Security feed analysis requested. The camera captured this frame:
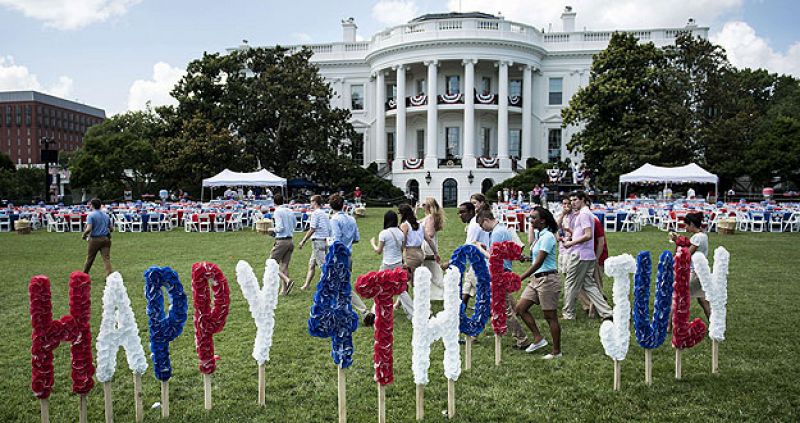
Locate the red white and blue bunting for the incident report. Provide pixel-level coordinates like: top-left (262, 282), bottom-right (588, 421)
top-left (409, 94), bottom-right (427, 107)
top-left (476, 93), bottom-right (496, 104)
top-left (439, 93), bottom-right (463, 104)
top-left (404, 158), bottom-right (424, 170)
top-left (478, 157), bottom-right (499, 168)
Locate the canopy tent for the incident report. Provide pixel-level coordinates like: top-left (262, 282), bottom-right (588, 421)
top-left (619, 163), bottom-right (718, 199)
top-left (201, 169), bottom-right (287, 201)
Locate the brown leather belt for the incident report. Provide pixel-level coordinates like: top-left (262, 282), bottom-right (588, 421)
top-left (534, 270), bottom-right (557, 278)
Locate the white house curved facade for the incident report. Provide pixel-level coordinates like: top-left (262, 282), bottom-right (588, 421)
top-left (274, 9), bottom-right (707, 206)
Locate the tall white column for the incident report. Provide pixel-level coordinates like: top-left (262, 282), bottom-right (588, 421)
top-left (395, 65), bottom-right (407, 164)
top-left (425, 60), bottom-right (438, 170)
top-left (462, 58), bottom-right (476, 169)
top-left (375, 70), bottom-right (386, 165)
top-left (497, 60), bottom-right (511, 168)
top-left (521, 65), bottom-right (533, 162)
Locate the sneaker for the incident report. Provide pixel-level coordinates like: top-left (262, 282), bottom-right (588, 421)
top-left (525, 339), bottom-right (548, 353)
top-left (363, 312), bottom-right (376, 327)
top-left (542, 352), bottom-right (562, 360)
top-left (513, 343), bottom-right (531, 350)
top-left (561, 314), bottom-right (575, 321)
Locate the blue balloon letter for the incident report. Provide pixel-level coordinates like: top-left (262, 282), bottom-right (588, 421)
top-left (144, 266), bottom-right (188, 381)
top-left (449, 244), bottom-right (491, 337)
top-left (632, 251), bottom-right (674, 349)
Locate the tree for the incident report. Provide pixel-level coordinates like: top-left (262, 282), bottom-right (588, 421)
top-left (69, 111), bottom-right (164, 199)
top-left (0, 151), bottom-right (13, 171)
top-left (0, 167), bottom-right (44, 202)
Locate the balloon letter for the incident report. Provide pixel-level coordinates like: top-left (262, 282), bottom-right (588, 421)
top-left (599, 255), bottom-right (636, 361)
top-left (308, 242), bottom-right (359, 368)
top-left (144, 266), bottom-right (188, 381)
top-left (236, 259), bottom-right (281, 365)
top-left (693, 247), bottom-right (729, 342)
top-left (96, 272), bottom-right (148, 382)
top-left (488, 241), bottom-right (523, 335)
top-left (449, 244), bottom-right (491, 337)
top-left (191, 262), bottom-right (231, 374)
top-left (355, 267), bottom-right (408, 385)
top-left (671, 247), bottom-right (706, 349)
top-left (29, 272), bottom-right (95, 399)
top-left (633, 251), bottom-right (674, 349)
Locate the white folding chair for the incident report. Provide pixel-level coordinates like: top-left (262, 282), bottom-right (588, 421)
top-left (184, 213), bottom-right (198, 232)
top-left (604, 213), bottom-right (618, 232)
top-left (129, 214), bottom-right (143, 232)
top-left (198, 214), bottom-right (211, 232)
top-left (69, 215), bottom-right (83, 232)
top-left (619, 213), bottom-right (636, 232)
top-left (0, 215), bottom-right (11, 232)
top-left (169, 212), bottom-right (180, 229)
top-left (783, 212), bottom-right (800, 232)
top-left (46, 214), bottom-right (66, 232)
top-left (226, 212), bottom-right (243, 231)
top-left (769, 213), bottom-right (784, 232)
top-left (147, 213), bottom-right (162, 232)
top-left (114, 213), bottom-right (129, 232)
top-left (749, 212), bottom-right (765, 232)
top-left (214, 214), bottom-right (227, 232)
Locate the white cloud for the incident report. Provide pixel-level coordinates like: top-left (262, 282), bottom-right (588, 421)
top-left (0, 0), bottom-right (141, 30)
top-left (446, 0), bottom-right (742, 32)
top-left (372, 0), bottom-right (418, 27)
top-left (127, 62), bottom-right (185, 111)
top-left (0, 56), bottom-right (74, 97)
top-left (291, 32), bottom-right (313, 43)
top-left (711, 21), bottom-right (800, 76)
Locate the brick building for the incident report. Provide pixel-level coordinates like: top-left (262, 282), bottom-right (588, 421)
top-left (0, 91), bottom-right (106, 165)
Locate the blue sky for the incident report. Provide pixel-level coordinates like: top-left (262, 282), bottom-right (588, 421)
top-left (1, 0), bottom-right (798, 115)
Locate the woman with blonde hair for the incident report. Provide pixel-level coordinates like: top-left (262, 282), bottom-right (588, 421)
top-left (420, 197), bottom-right (446, 300)
top-left (398, 204), bottom-right (440, 284)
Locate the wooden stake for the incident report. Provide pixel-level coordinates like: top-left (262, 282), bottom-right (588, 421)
top-left (103, 381), bottom-right (114, 423)
top-left (415, 384), bottom-right (424, 421)
top-left (258, 363), bottom-right (266, 406)
top-left (79, 394), bottom-right (88, 423)
top-left (675, 349), bottom-right (682, 380)
top-left (133, 373), bottom-right (143, 423)
top-left (613, 360), bottom-right (621, 391)
top-left (447, 379), bottom-right (455, 419)
top-left (161, 380), bottom-right (169, 418)
top-left (377, 383), bottom-right (386, 423)
top-left (494, 334), bottom-right (501, 366)
top-left (712, 340), bottom-right (719, 374)
top-left (645, 349), bottom-right (653, 386)
top-left (40, 398), bottom-right (49, 423)
top-left (203, 373), bottom-right (213, 410)
top-left (337, 366), bottom-right (347, 423)
top-left (464, 337), bottom-right (472, 371)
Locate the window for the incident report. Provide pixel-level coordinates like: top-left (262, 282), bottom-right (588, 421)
top-left (481, 77), bottom-right (491, 95)
top-left (350, 84), bottom-right (364, 110)
top-left (548, 77), bottom-right (563, 105)
top-left (481, 127), bottom-right (491, 157)
top-left (15, 105), bottom-right (21, 126)
top-left (416, 79), bottom-right (426, 95)
top-left (509, 129), bottom-right (521, 159)
top-left (548, 129), bottom-right (562, 163)
top-left (387, 84), bottom-right (396, 102)
top-left (5, 106), bottom-right (11, 126)
top-left (446, 75), bottom-right (460, 95)
top-left (445, 127), bottom-right (460, 158)
top-left (416, 129), bottom-right (425, 158)
top-left (509, 79), bottom-right (522, 97)
top-left (351, 133), bottom-right (364, 164)
top-left (387, 132), bottom-right (395, 162)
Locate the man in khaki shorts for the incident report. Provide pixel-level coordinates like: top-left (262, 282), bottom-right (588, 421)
top-left (299, 195), bottom-right (330, 290)
top-left (267, 194), bottom-right (296, 295)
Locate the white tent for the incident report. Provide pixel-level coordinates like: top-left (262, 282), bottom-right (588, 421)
top-left (619, 163), bottom-right (718, 199)
top-left (201, 169), bottom-right (287, 201)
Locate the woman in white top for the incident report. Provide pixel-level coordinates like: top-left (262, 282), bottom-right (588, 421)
top-left (420, 197), bottom-right (446, 300)
top-left (669, 212), bottom-right (711, 320)
top-left (398, 204), bottom-right (439, 283)
top-left (368, 210), bottom-right (413, 323)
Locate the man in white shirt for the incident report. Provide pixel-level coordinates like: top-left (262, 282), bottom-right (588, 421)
top-left (299, 195), bottom-right (330, 290)
top-left (267, 194), bottom-right (296, 295)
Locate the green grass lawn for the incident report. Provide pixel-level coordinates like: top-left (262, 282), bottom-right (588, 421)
top-left (1, 208), bottom-right (799, 422)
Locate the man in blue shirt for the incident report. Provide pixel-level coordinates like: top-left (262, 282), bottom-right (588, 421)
top-left (267, 194), bottom-right (296, 295)
top-left (82, 198), bottom-right (113, 276)
top-left (299, 195), bottom-right (331, 290)
top-left (328, 193), bottom-right (368, 317)
top-left (475, 210), bottom-right (530, 350)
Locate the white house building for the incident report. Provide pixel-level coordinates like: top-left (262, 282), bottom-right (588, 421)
top-left (267, 8), bottom-right (707, 206)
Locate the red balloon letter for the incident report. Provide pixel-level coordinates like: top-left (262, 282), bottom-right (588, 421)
top-left (29, 272), bottom-right (95, 399)
top-left (489, 241), bottom-right (523, 335)
top-left (191, 262), bottom-right (231, 374)
top-left (355, 267), bottom-right (408, 385)
top-left (671, 246), bottom-right (706, 349)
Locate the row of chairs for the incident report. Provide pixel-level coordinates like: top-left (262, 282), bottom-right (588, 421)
top-left (184, 212), bottom-right (245, 232)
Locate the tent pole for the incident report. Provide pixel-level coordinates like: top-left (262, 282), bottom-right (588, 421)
top-left (201, 186), bottom-right (204, 203)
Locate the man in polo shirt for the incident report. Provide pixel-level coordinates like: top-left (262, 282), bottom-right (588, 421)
top-left (267, 194), bottom-right (296, 295)
top-left (328, 194), bottom-right (368, 316)
top-left (81, 198), bottom-right (113, 276)
top-left (299, 195), bottom-right (330, 290)
top-left (560, 191), bottom-right (612, 320)
top-left (476, 210), bottom-right (531, 350)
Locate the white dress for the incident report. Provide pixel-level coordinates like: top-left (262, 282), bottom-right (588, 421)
top-left (421, 216), bottom-right (444, 300)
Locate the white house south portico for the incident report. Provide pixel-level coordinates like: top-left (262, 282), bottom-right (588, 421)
top-left (265, 9), bottom-right (707, 206)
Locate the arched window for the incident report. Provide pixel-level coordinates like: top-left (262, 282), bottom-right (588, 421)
top-left (481, 178), bottom-right (494, 194)
top-left (442, 178), bottom-right (458, 207)
top-left (407, 179), bottom-right (419, 203)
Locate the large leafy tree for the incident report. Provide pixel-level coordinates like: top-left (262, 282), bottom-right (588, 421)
top-left (170, 46), bottom-right (357, 186)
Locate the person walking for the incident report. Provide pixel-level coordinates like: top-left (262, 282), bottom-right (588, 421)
top-left (267, 194), bottom-right (296, 295)
top-left (462, 193), bottom-right (491, 308)
top-left (518, 207), bottom-right (562, 359)
top-left (299, 195), bottom-right (330, 290)
top-left (328, 193), bottom-right (369, 317)
top-left (82, 198), bottom-right (113, 276)
top-left (669, 212), bottom-right (711, 320)
top-left (420, 197), bottom-right (446, 300)
top-left (368, 210), bottom-right (413, 323)
top-left (398, 204), bottom-right (439, 284)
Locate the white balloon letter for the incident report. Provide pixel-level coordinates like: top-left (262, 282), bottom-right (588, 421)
top-left (236, 259), bottom-right (281, 365)
top-left (599, 254), bottom-right (636, 361)
top-left (693, 247), bottom-right (729, 342)
top-left (95, 272), bottom-right (148, 382)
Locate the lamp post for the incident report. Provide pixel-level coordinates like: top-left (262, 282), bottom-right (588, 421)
top-left (468, 171), bottom-right (474, 184)
top-left (39, 137), bottom-right (56, 203)
top-left (425, 171), bottom-right (432, 185)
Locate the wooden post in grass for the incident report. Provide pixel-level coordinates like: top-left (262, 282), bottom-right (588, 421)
top-left (203, 374), bottom-right (212, 410)
top-left (161, 380), bottom-right (169, 418)
top-left (712, 341), bottom-right (719, 374)
top-left (447, 379), bottom-right (455, 419)
top-left (645, 349), bottom-right (653, 386)
top-left (613, 360), bottom-right (621, 391)
top-left (415, 384), bottom-right (424, 420)
top-left (464, 337), bottom-right (472, 370)
top-left (377, 383), bottom-right (386, 423)
top-left (133, 374), bottom-right (143, 423)
top-left (494, 334), bottom-right (501, 366)
top-left (258, 363), bottom-right (266, 406)
top-left (675, 349), bottom-right (682, 380)
top-left (103, 381), bottom-right (113, 423)
top-left (79, 395), bottom-right (88, 423)
top-left (337, 365), bottom-right (347, 423)
top-left (40, 399), bottom-right (49, 423)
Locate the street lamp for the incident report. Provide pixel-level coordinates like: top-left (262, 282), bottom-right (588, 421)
top-left (425, 171), bottom-right (432, 185)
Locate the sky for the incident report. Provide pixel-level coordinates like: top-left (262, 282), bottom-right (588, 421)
top-left (1, 0), bottom-right (798, 116)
